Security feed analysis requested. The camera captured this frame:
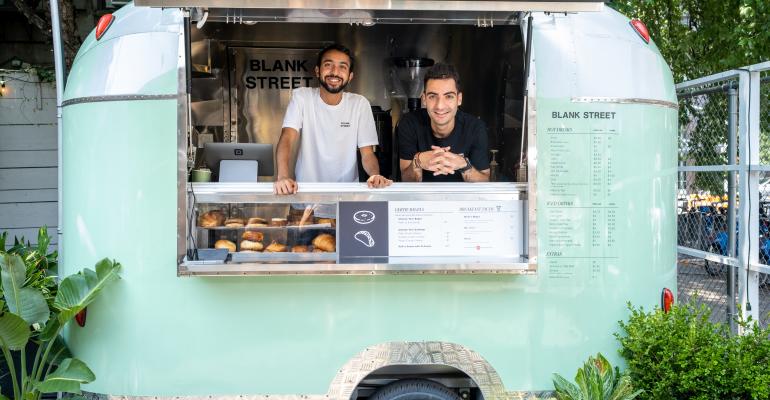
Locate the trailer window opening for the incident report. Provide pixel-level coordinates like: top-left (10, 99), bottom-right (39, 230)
top-left (180, 16), bottom-right (533, 275)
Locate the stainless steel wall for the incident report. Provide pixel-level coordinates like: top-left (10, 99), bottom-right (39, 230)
top-left (190, 21), bottom-right (524, 179)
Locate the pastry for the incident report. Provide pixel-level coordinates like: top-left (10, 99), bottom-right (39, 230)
top-left (312, 233), bottom-right (336, 252)
top-left (224, 218), bottom-right (245, 228)
top-left (270, 218), bottom-right (287, 227)
top-left (264, 242), bottom-right (287, 252)
top-left (247, 217), bottom-right (266, 225)
top-left (312, 248), bottom-right (325, 253)
top-left (291, 245), bottom-right (309, 253)
top-left (240, 240), bottom-right (264, 251)
top-left (316, 218), bottom-right (336, 227)
top-left (246, 223), bottom-right (268, 228)
top-left (242, 231), bottom-right (264, 242)
top-left (240, 250), bottom-right (257, 253)
top-left (199, 210), bottom-right (225, 228)
top-left (354, 231), bottom-right (375, 248)
top-left (214, 239), bottom-right (236, 252)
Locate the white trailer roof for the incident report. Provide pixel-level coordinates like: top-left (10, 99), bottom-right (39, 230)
top-left (134, 0), bottom-right (604, 12)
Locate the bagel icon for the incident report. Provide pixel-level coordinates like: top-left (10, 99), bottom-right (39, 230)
top-left (354, 231), bottom-right (375, 248)
top-left (353, 210), bottom-right (375, 224)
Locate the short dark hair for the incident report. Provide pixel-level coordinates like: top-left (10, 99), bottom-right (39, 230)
top-left (423, 63), bottom-right (461, 92)
top-left (316, 43), bottom-right (355, 73)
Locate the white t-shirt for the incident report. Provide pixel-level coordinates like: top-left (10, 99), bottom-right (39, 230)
top-left (282, 87), bottom-right (379, 183)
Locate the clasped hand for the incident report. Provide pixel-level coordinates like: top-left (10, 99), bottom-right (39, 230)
top-left (421, 146), bottom-right (467, 176)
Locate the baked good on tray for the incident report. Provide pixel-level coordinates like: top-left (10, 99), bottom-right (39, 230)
top-left (316, 218), bottom-right (336, 227)
top-left (240, 240), bottom-right (264, 251)
top-left (312, 233), bottom-right (336, 252)
top-left (199, 210), bottom-right (226, 227)
top-left (247, 217), bottom-right (267, 225)
top-left (214, 239), bottom-right (236, 252)
top-left (241, 231), bottom-right (264, 242)
top-left (291, 245), bottom-right (309, 253)
top-left (224, 218), bottom-right (245, 228)
top-left (264, 242), bottom-right (287, 252)
top-left (269, 218), bottom-right (288, 227)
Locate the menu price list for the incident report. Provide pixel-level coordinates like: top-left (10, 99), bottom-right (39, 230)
top-left (388, 201), bottom-right (523, 257)
top-left (542, 119), bottom-right (621, 281)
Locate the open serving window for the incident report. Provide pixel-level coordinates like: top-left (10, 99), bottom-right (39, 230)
top-left (160, 1), bottom-right (604, 275)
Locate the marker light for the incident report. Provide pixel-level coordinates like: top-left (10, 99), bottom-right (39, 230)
top-left (95, 14), bottom-right (115, 41)
top-left (629, 19), bottom-right (650, 44)
top-left (75, 308), bottom-right (87, 327)
top-left (661, 288), bottom-right (674, 313)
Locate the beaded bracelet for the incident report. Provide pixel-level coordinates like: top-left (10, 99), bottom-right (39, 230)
top-left (413, 152), bottom-right (423, 170)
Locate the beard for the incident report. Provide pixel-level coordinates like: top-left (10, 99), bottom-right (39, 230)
top-left (319, 75), bottom-right (349, 94)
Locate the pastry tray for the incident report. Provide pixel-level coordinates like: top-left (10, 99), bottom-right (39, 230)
top-left (230, 251), bottom-right (337, 263)
top-left (198, 223), bottom-right (333, 230)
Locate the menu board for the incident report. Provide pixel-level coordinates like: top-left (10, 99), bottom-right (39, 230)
top-left (539, 102), bottom-right (622, 282)
top-left (338, 200), bottom-right (524, 260)
top-left (388, 201), bottom-right (522, 257)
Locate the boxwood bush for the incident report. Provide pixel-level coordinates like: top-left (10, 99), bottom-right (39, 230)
top-left (616, 302), bottom-right (770, 400)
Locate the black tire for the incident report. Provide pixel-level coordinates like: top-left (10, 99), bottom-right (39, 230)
top-left (704, 243), bottom-right (725, 277)
top-left (369, 379), bottom-right (462, 400)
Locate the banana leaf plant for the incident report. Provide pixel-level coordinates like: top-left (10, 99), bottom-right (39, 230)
top-left (0, 228), bottom-right (58, 308)
top-left (552, 353), bottom-right (643, 400)
top-left (0, 252), bottom-right (121, 400)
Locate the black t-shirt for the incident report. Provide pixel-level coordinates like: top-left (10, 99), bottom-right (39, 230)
top-left (397, 109), bottom-right (490, 182)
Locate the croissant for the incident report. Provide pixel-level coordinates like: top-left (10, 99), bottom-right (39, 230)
top-left (312, 233), bottom-right (336, 252)
top-left (214, 239), bottom-right (236, 252)
top-left (199, 210), bottom-right (226, 227)
top-left (241, 231), bottom-right (264, 242)
top-left (240, 240), bottom-right (264, 251)
top-left (354, 231), bottom-right (375, 248)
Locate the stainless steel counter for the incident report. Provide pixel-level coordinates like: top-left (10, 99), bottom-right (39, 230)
top-left (179, 182), bottom-right (531, 276)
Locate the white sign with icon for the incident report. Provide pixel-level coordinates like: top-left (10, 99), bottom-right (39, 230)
top-left (388, 201), bottom-right (522, 257)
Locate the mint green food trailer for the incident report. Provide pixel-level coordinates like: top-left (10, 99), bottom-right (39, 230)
top-left (60, 1), bottom-right (678, 399)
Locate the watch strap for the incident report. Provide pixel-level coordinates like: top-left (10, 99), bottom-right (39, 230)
top-left (457, 157), bottom-right (472, 173)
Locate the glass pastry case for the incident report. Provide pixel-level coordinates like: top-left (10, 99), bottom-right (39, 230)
top-left (180, 182), bottom-right (531, 275)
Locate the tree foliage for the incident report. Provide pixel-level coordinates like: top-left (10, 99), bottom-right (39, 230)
top-left (609, 0), bottom-right (770, 81)
top-left (11, 0), bottom-right (86, 68)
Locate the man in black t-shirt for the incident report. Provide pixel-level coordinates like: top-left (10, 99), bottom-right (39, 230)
top-left (397, 63), bottom-right (490, 182)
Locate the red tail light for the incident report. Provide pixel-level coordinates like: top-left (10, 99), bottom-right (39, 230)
top-left (95, 14), bottom-right (114, 41)
top-left (75, 308), bottom-right (87, 327)
top-left (661, 288), bottom-right (674, 313)
top-left (629, 19), bottom-right (650, 44)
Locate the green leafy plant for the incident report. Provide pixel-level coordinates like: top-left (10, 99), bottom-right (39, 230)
top-left (0, 228), bottom-right (58, 307)
top-left (616, 302), bottom-right (770, 400)
top-left (552, 353), bottom-right (642, 400)
top-left (0, 248), bottom-right (121, 400)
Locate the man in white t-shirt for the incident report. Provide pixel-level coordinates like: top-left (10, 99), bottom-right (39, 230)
top-left (274, 43), bottom-right (392, 195)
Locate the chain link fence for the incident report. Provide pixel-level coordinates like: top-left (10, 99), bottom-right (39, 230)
top-left (677, 63), bottom-right (770, 332)
top-left (677, 75), bottom-right (739, 328)
top-left (759, 69), bottom-right (770, 329)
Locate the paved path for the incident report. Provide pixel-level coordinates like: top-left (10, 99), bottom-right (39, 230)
top-left (678, 257), bottom-right (770, 328)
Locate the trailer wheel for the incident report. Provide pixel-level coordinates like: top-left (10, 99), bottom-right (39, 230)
top-left (369, 379), bottom-right (462, 400)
